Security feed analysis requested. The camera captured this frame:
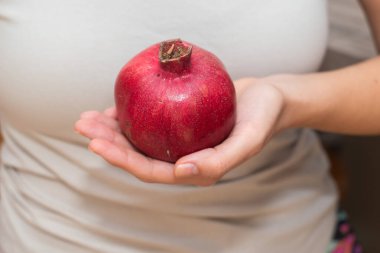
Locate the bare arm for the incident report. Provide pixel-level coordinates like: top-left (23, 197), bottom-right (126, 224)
top-left (272, 1), bottom-right (380, 135)
top-left (273, 57), bottom-right (380, 135)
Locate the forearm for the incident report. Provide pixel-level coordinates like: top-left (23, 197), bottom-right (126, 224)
top-left (274, 56), bottom-right (380, 135)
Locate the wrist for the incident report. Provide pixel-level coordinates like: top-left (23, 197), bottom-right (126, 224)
top-left (262, 73), bottom-right (332, 133)
top-left (259, 56), bottom-right (380, 135)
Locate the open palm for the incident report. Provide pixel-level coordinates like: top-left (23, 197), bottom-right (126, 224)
top-left (75, 78), bottom-right (285, 186)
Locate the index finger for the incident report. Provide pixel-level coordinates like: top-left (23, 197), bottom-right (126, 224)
top-left (104, 107), bottom-right (117, 118)
top-left (89, 138), bottom-right (181, 184)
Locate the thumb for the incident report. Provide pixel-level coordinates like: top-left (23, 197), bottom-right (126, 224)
top-left (174, 123), bottom-right (267, 186)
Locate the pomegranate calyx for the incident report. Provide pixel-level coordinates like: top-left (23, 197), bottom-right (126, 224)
top-left (159, 39), bottom-right (192, 73)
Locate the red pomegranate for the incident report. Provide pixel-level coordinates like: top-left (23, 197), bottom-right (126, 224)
top-left (115, 39), bottom-right (236, 163)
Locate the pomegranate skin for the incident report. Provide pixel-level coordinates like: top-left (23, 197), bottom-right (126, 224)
top-left (115, 39), bottom-right (236, 163)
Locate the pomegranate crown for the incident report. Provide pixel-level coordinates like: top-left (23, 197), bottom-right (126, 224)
top-left (158, 38), bottom-right (192, 73)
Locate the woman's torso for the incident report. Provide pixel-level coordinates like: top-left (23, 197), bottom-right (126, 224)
top-left (0, 1), bottom-right (337, 252)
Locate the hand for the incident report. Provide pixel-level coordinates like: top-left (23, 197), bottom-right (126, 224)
top-left (74, 77), bottom-right (286, 186)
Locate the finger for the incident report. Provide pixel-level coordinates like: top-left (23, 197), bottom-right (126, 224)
top-left (174, 123), bottom-right (265, 185)
top-left (80, 110), bottom-right (101, 119)
top-left (75, 118), bottom-right (132, 149)
top-left (89, 139), bottom-right (179, 184)
top-left (103, 107), bottom-right (117, 118)
top-left (80, 110), bottom-right (120, 132)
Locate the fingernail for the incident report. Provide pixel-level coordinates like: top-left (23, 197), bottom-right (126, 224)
top-left (175, 163), bottom-right (199, 178)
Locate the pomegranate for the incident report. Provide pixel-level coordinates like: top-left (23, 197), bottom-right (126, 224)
top-left (115, 39), bottom-right (236, 163)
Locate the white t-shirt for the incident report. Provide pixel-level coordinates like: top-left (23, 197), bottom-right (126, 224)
top-left (0, 1), bottom-right (337, 252)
